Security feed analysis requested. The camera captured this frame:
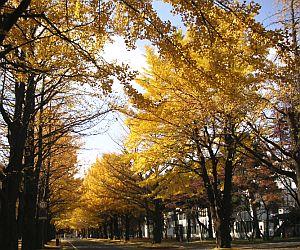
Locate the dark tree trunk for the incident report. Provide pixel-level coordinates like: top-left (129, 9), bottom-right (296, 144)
top-left (0, 75), bottom-right (37, 250)
top-left (187, 212), bottom-right (191, 242)
top-left (152, 199), bottom-right (163, 244)
top-left (2, 127), bottom-right (26, 250)
top-left (215, 133), bottom-right (234, 248)
top-left (36, 219), bottom-right (43, 248)
top-left (0, 0), bottom-right (31, 44)
top-left (22, 117), bottom-right (38, 250)
top-left (125, 214), bottom-right (130, 241)
top-left (251, 202), bottom-right (261, 239)
top-left (103, 222), bottom-right (108, 239)
top-left (194, 126), bottom-right (235, 248)
top-left (2, 120), bottom-right (26, 250)
top-left (18, 190), bottom-right (24, 239)
top-left (113, 215), bottom-right (120, 239)
top-left (207, 208), bottom-right (214, 239)
top-left (45, 218), bottom-right (53, 242)
top-left (98, 226), bottom-right (102, 238)
top-left (109, 218), bottom-right (114, 239)
top-left (210, 205), bottom-right (232, 249)
top-left (22, 169), bottom-right (38, 250)
top-left (265, 208), bottom-right (270, 240)
top-left (2, 172), bottom-right (22, 250)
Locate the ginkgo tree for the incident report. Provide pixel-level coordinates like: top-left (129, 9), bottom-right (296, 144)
top-left (1, 1), bottom-right (298, 249)
top-left (123, 2), bottom-right (274, 247)
top-left (73, 151), bottom-right (182, 243)
top-left (0, 1), bottom-right (132, 249)
top-left (79, 153), bottom-right (145, 240)
top-left (239, 0), bottom-right (300, 205)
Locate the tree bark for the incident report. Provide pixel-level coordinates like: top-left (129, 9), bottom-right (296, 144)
top-left (152, 199), bottom-right (163, 243)
top-left (124, 214), bottom-right (130, 241)
top-left (0, 75), bottom-right (36, 250)
top-left (113, 215), bottom-right (120, 239)
top-left (2, 172), bottom-right (22, 250)
top-left (22, 77), bottom-right (38, 250)
top-left (264, 208), bottom-right (270, 240)
top-left (194, 125), bottom-right (235, 248)
top-left (187, 212), bottom-right (191, 242)
top-left (207, 208), bottom-right (214, 239)
top-left (0, 0), bottom-right (31, 45)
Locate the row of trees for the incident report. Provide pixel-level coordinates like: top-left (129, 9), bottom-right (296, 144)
top-left (0, 0), bottom-right (299, 249)
top-left (65, 152), bottom-right (285, 245)
top-left (0, 1), bottom-right (127, 249)
top-left (64, 0), bottom-right (299, 248)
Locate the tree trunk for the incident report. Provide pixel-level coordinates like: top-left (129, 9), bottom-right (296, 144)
top-left (113, 215), bottom-right (120, 239)
top-left (2, 120), bottom-right (26, 250)
top-left (2, 172), bottom-right (22, 250)
top-left (0, 75), bottom-right (36, 250)
top-left (18, 190), bottom-right (24, 240)
top-left (251, 202), bottom-right (261, 239)
top-left (125, 214), bottom-right (130, 241)
top-left (265, 208), bottom-right (270, 240)
top-left (22, 169), bottom-right (38, 250)
top-left (207, 208), bottom-right (214, 239)
top-left (152, 199), bottom-right (163, 244)
top-left (103, 221), bottom-right (108, 239)
top-left (22, 110), bottom-right (38, 250)
top-left (187, 212), bottom-right (191, 242)
top-left (2, 126), bottom-right (27, 250)
top-left (211, 206), bottom-right (232, 248)
top-left (109, 218), bottom-right (114, 239)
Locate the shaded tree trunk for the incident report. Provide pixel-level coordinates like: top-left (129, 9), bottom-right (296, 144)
top-left (194, 125), bottom-right (235, 248)
top-left (207, 208), bottom-right (214, 239)
top-left (109, 218), bottom-right (114, 239)
top-left (152, 199), bottom-right (163, 244)
top-left (2, 122), bottom-right (27, 250)
top-left (103, 221), bottom-right (108, 239)
top-left (0, 75), bottom-right (36, 250)
top-left (124, 214), bottom-right (130, 241)
top-left (250, 200), bottom-right (261, 239)
top-left (113, 215), bottom-right (120, 239)
top-left (187, 212), bottom-right (191, 242)
top-left (22, 77), bottom-right (38, 250)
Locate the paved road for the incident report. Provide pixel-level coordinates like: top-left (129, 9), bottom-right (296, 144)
top-left (61, 239), bottom-right (130, 250)
top-left (59, 238), bottom-right (300, 250)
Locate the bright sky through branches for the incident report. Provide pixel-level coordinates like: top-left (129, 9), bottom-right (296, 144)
top-left (77, 0), bottom-right (281, 177)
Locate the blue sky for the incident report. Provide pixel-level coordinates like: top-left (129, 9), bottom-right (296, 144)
top-left (77, 0), bottom-right (282, 176)
top-left (255, 0), bottom-right (282, 28)
top-left (153, 0), bottom-right (280, 27)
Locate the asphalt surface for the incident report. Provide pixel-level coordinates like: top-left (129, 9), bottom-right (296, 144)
top-left (61, 239), bottom-right (130, 249)
top-left (59, 238), bottom-right (300, 250)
